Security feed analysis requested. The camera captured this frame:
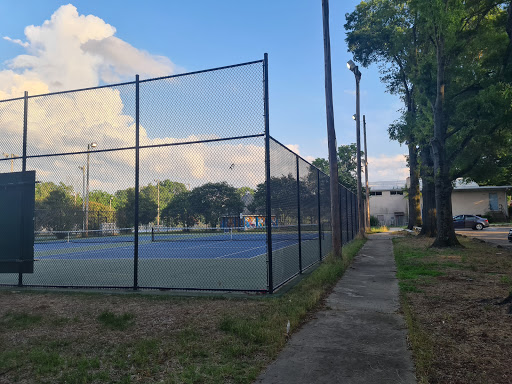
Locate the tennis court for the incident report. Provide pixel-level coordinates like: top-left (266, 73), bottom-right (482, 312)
top-left (0, 57), bottom-right (357, 293)
top-left (0, 226), bottom-right (328, 291)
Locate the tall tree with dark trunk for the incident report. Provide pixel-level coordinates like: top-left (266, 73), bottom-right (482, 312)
top-left (345, 0), bottom-right (422, 229)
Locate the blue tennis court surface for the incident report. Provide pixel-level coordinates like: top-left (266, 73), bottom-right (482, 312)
top-left (35, 236), bottom-right (316, 260)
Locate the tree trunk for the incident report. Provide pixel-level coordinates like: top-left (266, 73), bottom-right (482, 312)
top-left (407, 143), bottom-right (422, 229)
top-left (431, 37), bottom-right (460, 247)
top-left (420, 146), bottom-right (436, 237)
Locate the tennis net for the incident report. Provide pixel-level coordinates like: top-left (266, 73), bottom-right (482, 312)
top-left (151, 225), bottom-right (322, 242)
top-left (34, 228), bottom-right (138, 244)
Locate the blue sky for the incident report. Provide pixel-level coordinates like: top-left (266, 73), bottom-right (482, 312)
top-left (0, 1), bottom-right (407, 182)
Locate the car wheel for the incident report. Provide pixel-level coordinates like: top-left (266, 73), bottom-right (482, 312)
top-left (475, 223), bottom-right (483, 230)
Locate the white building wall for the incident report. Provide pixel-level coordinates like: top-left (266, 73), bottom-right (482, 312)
top-left (451, 190), bottom-right (508, 217)
top-left (369, 188), bottom-right (508, 227)
top-left (369, 191), bottom-right (408, 226)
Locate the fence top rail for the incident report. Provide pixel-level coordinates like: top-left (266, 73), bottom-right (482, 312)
top-left (0, 58), bottom-right (264, 103)
top-left (269, 136), bottom-right (355, 194)
top-left (0, 133), bottom-right (265, 161)
top-left (139, 59), bottom-right (264, 84)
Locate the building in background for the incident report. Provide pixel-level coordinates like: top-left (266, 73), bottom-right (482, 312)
top-left (368, 179), bottom-right (511, 227)
top-left (368, 181), bottom-right (407, 227)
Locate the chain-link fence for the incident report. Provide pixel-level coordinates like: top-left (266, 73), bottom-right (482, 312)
top-left (0, 56), bottom-right (359, 293)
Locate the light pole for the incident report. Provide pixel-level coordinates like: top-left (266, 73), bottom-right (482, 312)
top-left (154, 179), bottom-right (160, 227)
top-left (347, 59), bottom-right (364, 235)
top-left (2, 153), bottom-right (19, 172)
top-left (363, 115), bottom-right (370, 229)
top-left (85, 142), bottom-right (97, 235)
top-left (79, 166), bottom-right (86, 230)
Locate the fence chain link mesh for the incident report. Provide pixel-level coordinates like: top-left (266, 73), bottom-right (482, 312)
top-left (0, 59), bottom-right (359, 293)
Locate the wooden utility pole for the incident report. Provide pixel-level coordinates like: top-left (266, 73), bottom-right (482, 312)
top-left (321, 0), bottom-right (341, 257)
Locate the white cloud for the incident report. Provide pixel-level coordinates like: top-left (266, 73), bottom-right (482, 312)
top-left (285, 144), bottom-right (300, 154)
top-left (367, 154), bottom-right (408, 182)
top-left (3, 36), bottom-right (29, 47)
top-left (0, 4), bottom-right (266, 194)
top-left (2, 4), bottom-right (177, 95)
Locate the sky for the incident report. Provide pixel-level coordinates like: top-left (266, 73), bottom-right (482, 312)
top-left (0, 1), bottom-right (408, 192)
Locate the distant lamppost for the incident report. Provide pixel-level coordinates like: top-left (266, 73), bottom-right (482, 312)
top-left (85, 142), bottom-right (97, 234)
top-left (347, 59), bottom-right (364, 235)
top-left (154, 179), bottom-right (160, 227)
top-left (79, 166), bottom-right (86, 230)
top-left (2, 153), bottom-right (19, 172)
top-left (109, 196), bottom-right (114, 210)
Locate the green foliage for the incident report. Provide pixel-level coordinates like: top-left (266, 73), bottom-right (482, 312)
top-left (236, 186), bottom-right (254, 197)
top-left (35, 189), bottom-right (82, 232)
top-left (370, 215), bottom-right (380, 227)
top-left (345, 0), bottom-right (512, 246)
top-left (312, 143), bottom-right (360, 192)
top-left (2, 312), bottom-right (42, 329)
top-left (88, 190), bottom-right (114, 207)
top-left (115, 188), bottom-right (158, 228)
top-left (161, 191), bottom-right (197, 227)
top-left (162, 182), bottom-right (244, 228)
top-left (189, 182), bottom-right (244, 227)
top-left (249, 171), bottom-right (319, 224)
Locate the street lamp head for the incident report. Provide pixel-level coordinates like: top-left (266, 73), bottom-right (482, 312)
top-left (347, 60), bottom-right (357, 72)
top-left (90, 142), bottom-right (97, 148)
top-left (352, 114), bottom-right (357, 121)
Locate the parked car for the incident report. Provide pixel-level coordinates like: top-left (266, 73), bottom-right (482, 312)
top-left (508, 229), bottom-right (512, 242)
top-left (453, 215), bottom-right (489, 230)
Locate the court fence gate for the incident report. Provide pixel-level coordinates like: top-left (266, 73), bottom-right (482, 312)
top-left (0, 54), bottom-right (359, 293)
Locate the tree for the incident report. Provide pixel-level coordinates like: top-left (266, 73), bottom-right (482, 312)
top-left (142, 180), bottom-right (188, 210)
top-left (411, 0), bottom-right (512, 246)
top-left (89, 190), bottom-right (114, 207)
top-left (345, 0), bottom-right (512, 246)
top-left (160, 191), bottom-right (197, 227)
top-left (115, 188), bottom-right (157, 228)
top-left (312, 144), bottom-right (359, 192)
top-left (236, 186), bottom-right (254, 198)
top-left (345, 0), bottom-right (423, 230)
top-left (35, 189), bottom-right (81, 234)
top-left (249, 174), bottom-right (299, 225)
top-left (189, 182), bottom-right (243, 228)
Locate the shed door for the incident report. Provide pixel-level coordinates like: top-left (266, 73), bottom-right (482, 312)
top-left (489, 193), bottom-right (498, 211)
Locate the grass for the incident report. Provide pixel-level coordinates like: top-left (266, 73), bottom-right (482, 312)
top-left (367, 226), bottom-right (389, 233)
top-left (393, 235), bottom-right (512, 383)
top-left (0, 238), bottom-right (365, 383)
top-left (1, 311), bottom-right (42, 329)
top-left (97, 311), bottom-right (135, 330)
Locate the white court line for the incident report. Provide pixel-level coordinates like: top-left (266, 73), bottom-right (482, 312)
top-left (214, 244), bottom-right (267, 259)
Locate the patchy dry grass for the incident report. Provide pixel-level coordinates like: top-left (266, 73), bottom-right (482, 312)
top-left (367, 226), bottom-right (389, 233)
top-left (0, 239), bottom-right (364, 384)
top-left (394, 235), bottom-right (512, 384)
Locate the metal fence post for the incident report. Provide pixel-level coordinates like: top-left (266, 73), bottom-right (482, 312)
top-left (296, 156), bottom-right (302, 273)
top-left (339, 183), bottom-right (343, 245)
top-left (345, 188), bottom-right (351, 243)
top-left (350, 192), bottom-right (354, 241)
top-left (264, 53), bottom-right (273, 294)
top-left (18, 91), bottom-right (28, 287)
top-left (134, 75), bottom-right (140, 290)
top-left (352, 193), bottom-right (356, 239)
top-left (317, 169), bottom-right (322, 261)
